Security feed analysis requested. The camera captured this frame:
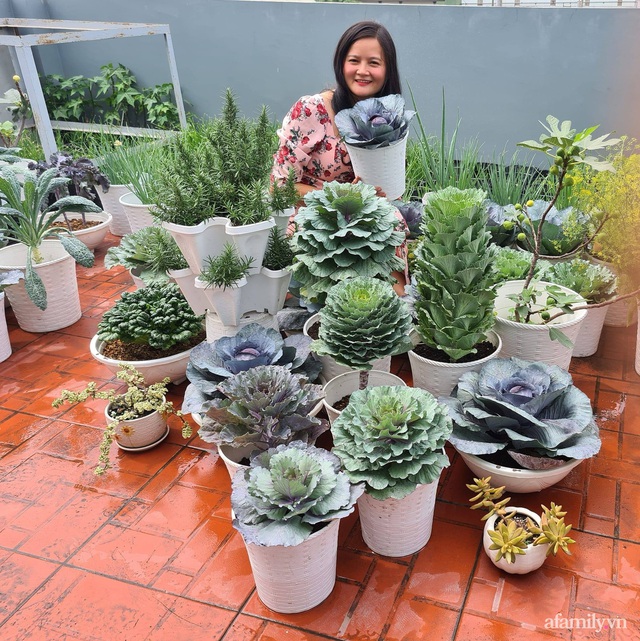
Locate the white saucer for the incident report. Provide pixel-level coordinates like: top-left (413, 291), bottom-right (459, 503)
top-left (116, 425), bottom-right (171, 452)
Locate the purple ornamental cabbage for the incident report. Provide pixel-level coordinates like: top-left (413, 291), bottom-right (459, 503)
top-left (395, 200), bottom-right (423, 239)
top-left (439, 357), bottom-right (601, 467)
top-left (335, 94), bottom-right (415, 149)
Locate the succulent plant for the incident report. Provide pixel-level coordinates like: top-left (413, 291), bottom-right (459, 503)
top-left (441, 357), bottom-right (601, 466)
top-left (332, 386), bottom-right (452, 500)
top-left (311, 276), bottom-right (413, 385)
top-left (290, 181), bottom-right (405, 308)
top-left (196, 365), bottom-right (328, 451)
top-left (231, 441), bottom-right (364, 546)
top-left (182, 323), bottom-right (321, 415)
top-left (412, 186), bottom-right (497, 361)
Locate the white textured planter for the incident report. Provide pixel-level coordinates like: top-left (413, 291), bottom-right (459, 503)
top-left (303, 314), bottom-right (392, 383)
top-left (572, 305), bottom-right (610, 358)
top-left (105, 403), bottom-right (168, 450)
top-left (0, 240), bottom-right (81, 332)
top-left (0, 292), bottom-right (11, 362)
top-left (217, 444), bottom-right (256, 481)
top-left (493, 280), bottom-right (587, 370)
top-left (322, 370), bottom-right (406, 425)
top-left (273, 207), bottom-right (295, 235)
top-left (408, 330), bottom-right (502, 398)
top-left (90, 335), bottom-right (195, 384)
top-left (167, 267), bottom-right (208, 316)
top-left (129, 267), bottom-right (147, 289)
top-left (58, 211), bottom-right (113, 251)
top-left (226, 218), bottom-right (275, 276)
top-left (205, 310), bottom-right (278, 341)
top-left (346, 135), bottom-right (408, 201)
top-left (456, 449), bottom-right (582, 493)
top-left (100, 184), bottom-right (132, 236)
top-left (244, 267), bottom-right (292, 315)
top-left (194, 276), bottom-right (247, 326)
top-left (243, 518), bottom-right (340, 614)
top-left (358, 479), bottom-right (439, 557)
top-left (483, 508), bottom-right (548, 574)
top-left (119, 191), bottom-right (158, 232)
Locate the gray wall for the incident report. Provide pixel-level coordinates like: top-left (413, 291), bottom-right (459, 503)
top-left (3, 0), bottom-right (640, 159)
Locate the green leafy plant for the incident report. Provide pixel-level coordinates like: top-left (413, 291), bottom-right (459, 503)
top-left (199, 243), bottom-right (254, 290)
top-left (0, 167), bottom-right (97, 309)
top-left (547, 258), bottom-right (616, 305)
top-left (0, 75), bottom-right (31, 148)
top-left (290, 181), bottom-right (405, 308)
top-left (491, 247), bottom-right (550, 286)
top-left (412, 186), bottom-right (497, 361)
top-left (52, 364), bottom-right (192, 475)
top-left (231, 441), bottom-right (364, 547)
top-left (332, 385), bottom-right (452, 500)
top-left (270, 167), bottom-right (299, 212)
top-left (262, 227), bottom-right (295, 271)
top-left (97, 282), bottom-right (203, 351)
top-left (468, 477), bottom-right (575, 563)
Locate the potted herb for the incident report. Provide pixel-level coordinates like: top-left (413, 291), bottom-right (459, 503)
top-left (332, 385), bottom-right (452, 556)
top-left (231, 441), bottom-right (363, 613)
top-left (440, 356), bottom-right (601, 492)
top-left (0, 167), bottom-right (97, 331)
top-left (52, 364), bottom-right (192, 475)
top-left (0, 268), bottom-right (23, 362)
top-left (409, 186), bottom-right (502, 397)
top-left (335, 94), bottom-right (415, 200)
top-left (468, 477), bottom-right (575, 574)
top-left (90, 282), bottom-right (205, 384)
top-left (269, 167), bottom-right (299, 234)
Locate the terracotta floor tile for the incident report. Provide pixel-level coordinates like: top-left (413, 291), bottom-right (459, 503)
top-left (575, 577), bottom-right (640, 621)
top-left (35, 332), bottom-right (92, 359)
top-left (55, 315), bottom-right (101, 339)
top-left (619, 482), bottom-right (640, 541)
top-left (455, 612), bottom-right (568, 640)
top-left (617, 541), bottom-right (640, 588)
top-left (223, 615), bottom-right (332, 641)
top-left (571, 373), bottom-right (597, 402)
top-left (599, 428), bottom-right (622, 460)
top-left (39, 423), bottom-right (103, 462)
top-left (595, 390), bottom-right (628, 432)
top-left (591, 458), bottom-right (639, 484)
top-left (0, 413), bottom-right (56, 447)
top-left (151, 567), bottom-right (194, 595)
top-left (571, 356), bottom-right (624, 381)
top-left (135, 447), bottom-right (204, 501)
top-left (583, 515), bottom-right (616, 538)
top-left (337, 549), bottom-right (374, 583)
top-left (385, 598), bottom-right (460, 641)
top-left (545, 531), bottom-right (614, 581)
top-left (585, 476), bottom-right (618, 520)
top-left (111, 499), bottom-right (151, 527)
top-left (464, 577), bottom-right (501, 615)
top-left (569, 607), bottom-right (614, 641)
top-left (623, 395), bottom-right (640, 436)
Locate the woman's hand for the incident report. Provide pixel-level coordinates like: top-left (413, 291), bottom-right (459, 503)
top-left (352, 175), bottom-right (386, 198)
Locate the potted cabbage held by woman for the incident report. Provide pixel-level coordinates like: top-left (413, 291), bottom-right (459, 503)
top-left (231, 441), bottom-right (363, 613)
top-left (332, 385), bottom-right (452, 557)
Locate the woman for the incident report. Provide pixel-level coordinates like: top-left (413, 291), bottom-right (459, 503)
top-left (271, 21), bottom-right (402, 199)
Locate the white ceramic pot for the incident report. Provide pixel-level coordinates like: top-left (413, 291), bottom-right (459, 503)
top-left (104, 403), bottom-right (168, 450)
top-left (128, 267), bottom-right (147, 289)
top-left (493, 280), bottom-right (587, 370)
top-left (99, 184), bottom-right (132, 236)
top-left (0, 240), bottom-right (81, 332)
top-left (194, 276), bottom-right (247, 326)
top-left (408, 330), bottom-right (502, 398)
top-left (167, 267), bottom-right (208, 316)
top-left (456, 449), bottom-right (582, 493)
top-left (243, 518), bottom-right (340, 614)
top-left (90, 335), bottom-right (195, 384)
top-left (217, 443), bottom-right (256, 481)
top-left (357, 479), bottom-right (439, 557)
top-left (483, 508), bottom-right (548, 574)
top-left (322, 370), bottom-right (406, 425)
top-left (205, 309), bottom-right (279, 341)
top-left (226, 218), bottom-right (275, 276)
top-left (244, 267), bottom-right (292, 316)
top-left (572, 305), bottom-right (609, 358)
top-left (58, 211), bottom-right (113, 251)
top-left (119, 191), bottom-right (158, 232)
top-left (273, 206), bottom-right (295, 235)
top-left (0, 292), bottom-right (11, 362)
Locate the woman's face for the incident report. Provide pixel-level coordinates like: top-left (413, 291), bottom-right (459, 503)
top-left (343, 37), bottom-right (386, 102)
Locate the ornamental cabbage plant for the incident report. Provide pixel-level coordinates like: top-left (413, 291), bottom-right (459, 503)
top-left (335, 95), bottom-right (415, 149)
top-left (231, 441), bottom-right (364, 546)
top-left (440, 357), bottom-right (601, 466)
top-left (332, 386), bottom-right (452, 500)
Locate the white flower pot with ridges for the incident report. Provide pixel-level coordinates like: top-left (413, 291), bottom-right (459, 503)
top-left (244, 267), bottom-right (292, 316)
top-left (167, 267), bottom-right (208, 316)
top-left (100, 184), bottom-right (132, 236)
top-left (572, 305), bottom-right (609, 358)
top-left (273, 207), bottom-right (295, 235)
top-left (119, 191), bottom-right (158, 232)
top-left (483, 508), bottom-right (548, 574)
top-left (0, 240), bottom-right (81, 332)
top-left (0, 292), bottom-right (11, 362)
top-left (61, 210), bottom-right (113, 250)
top-left (226, 218), bottom-right (275, 276)
top-left (105, 403), bottom-right (167, 450)
top-left (358, 479), bottom-right (439, 557)
top-left (493, 280), bottom-right (587, 370)
top-left (217, 444), bottom-right (256, 481)
top-left (194, 276), bottom-right (247, 326)
top-left (243, 518), bottom-right (340, 614)
top-left (205, 310), bottom-right (278, 341)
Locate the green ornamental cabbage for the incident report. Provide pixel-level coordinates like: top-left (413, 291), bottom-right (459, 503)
top-left (231, 441), bottom-right (364, 546)
top-left (332, 386), bottom-right (452, 500)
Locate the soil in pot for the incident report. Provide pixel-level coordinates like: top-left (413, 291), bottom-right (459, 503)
top-left (412, 340), bottom-right (497, 363)
top-left (476, 449), bottom-right (572, 470)
top-left (306, 323), bottom-right (320, 340)
top-left (51, 219), bottom-right (102, 232)
top-left (101, 329), bottom-right (205, 361)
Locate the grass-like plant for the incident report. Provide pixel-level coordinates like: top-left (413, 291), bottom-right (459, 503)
top-left (262, 227), bottom-right (294, 271)
top-left (199, 243), bottom-right (254, 290)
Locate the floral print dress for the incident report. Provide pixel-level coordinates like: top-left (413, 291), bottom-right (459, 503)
top-left (271, 94), bottom-right (354, 188)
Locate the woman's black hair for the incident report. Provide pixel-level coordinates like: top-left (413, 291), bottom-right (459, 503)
top-left (332, 21), bottom-right (401, 114)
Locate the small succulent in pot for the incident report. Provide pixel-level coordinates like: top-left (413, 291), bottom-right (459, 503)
top-left (332, 386), bottom-right (452, 500)
top-left (335, 94), bottom-right (415, 149)
top-left (196, 365), bottom-right (327, 452)
top-left (440, 357), bottom-right (601, 469)
top-left (231, 441), bottom-right (364, 546)
top-left (182, 323), bottom-right (322, 415)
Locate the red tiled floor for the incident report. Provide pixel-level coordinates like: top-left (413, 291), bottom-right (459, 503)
top-left (0, 237), bottom-right (639, 641)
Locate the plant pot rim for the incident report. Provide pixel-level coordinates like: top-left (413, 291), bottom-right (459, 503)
top-left (408, 328), bottom-right (502, 368)
top-left (0, 239), bottom-right (72, 270)
top-left (90, 334), bottom-right (196, 368)
top-left (344, 133), bottom-right (408, 152)
top-left (162, 217), bottom-right (231, 233)
top-left (193, 275), bottom-right (248, 290)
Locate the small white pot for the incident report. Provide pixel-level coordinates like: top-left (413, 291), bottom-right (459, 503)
top-left (105, 403), bottom-right (168, 450)
top-left (244, 267), bottom-right (292, 316)
top-left (357, 479), bottom-right (439, 557)
top-left (217, 444), bottom-right (256, 481)
top-left (483, 508), bottom-right (548, 575)
top-left (226, 217), bottom-right (275, 276)
top-left (119, 191), bottom-right (158, 232)
top-left (273, 207), bottom-right (295, 235)
top-left (194, 276), bottom-right (247, 326)
top-left (243, 518), bottom-right (340, 613)
top-left (0, 292), bottom-right (11, 362)
top-left (205, 310), bottom-right (278, 341)
top-left (59, 211), bottom-right (113, 250)
top-left (100, 184), bottom-right (132, 236)
top-left (572, 305), bottom-right (610, 358)
top-left (167, 267), bottom-right (208, 316)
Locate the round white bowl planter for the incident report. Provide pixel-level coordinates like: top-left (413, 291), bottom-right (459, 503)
top-left (493, 280), bottom-right (587, 370)
top-left (456, 449), bottom-right (582, 494)
top-left (60, 211), bottom-right (113, 251)
top-left (90, 335), bottom-right (195, 385)
top-left (358, 479), bottom-right (440, 557)
top-left (104, 403), bottom-right (169, 451)
top-left (483, 508), bottom-right (548, 575)
top-left (99, 184), bottom-right (132, 236)
top-left (0, 292), bottom-right (11, 362)
top-left (119, 192), bottom-right (158, 232)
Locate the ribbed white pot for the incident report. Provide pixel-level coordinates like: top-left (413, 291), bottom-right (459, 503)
top-left (358, 479), bottom-right (439, 557)
top-left (322, 370), bottom-right (406, 425)
top-left (572, 305), bottom-right (610, 358)
top-left (273, 207), bottom-right (295, 235)
top-left (243, 518), bottom-right (340, 614)
top-left (483, 508), bottom-right (548, 574)
top-left (194, 276), bottom-right (247, 326)
top-left (225, 218), bottom-right (275, 276)
top-left (0, 292), bottom-right (11, 362)
top-left (589, 256), bottom-right (637, 327)
top-left (493, 280), bottom-right (587, 370)
top-left (100, 184), bottom-right (132, 236)
top-left (90, 335), bottom-right (194, 384)
top-left (0, 240), bottom-right (81, 332)
top-left (119, 192), bottom-right (158, 232)
top-left (104, 403), bottom-right (167, 450)
top-left (167, 267), bottom-right (208, 316)
top-left (408, 330), bottom-right (502, 398)
top-left (244, 267), bottom-right (292, 316)
top-left (61, 211), bottom-right (113, 251)
top-left (205, 310), bottom-right (279, 341)
top-left (217, 444), bottom-right (256, 482)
